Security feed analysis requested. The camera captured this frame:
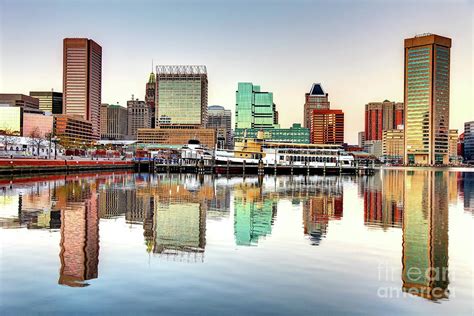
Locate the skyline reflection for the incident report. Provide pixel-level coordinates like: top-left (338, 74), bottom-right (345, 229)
top-left (0, 170), bottom-right (471, 304)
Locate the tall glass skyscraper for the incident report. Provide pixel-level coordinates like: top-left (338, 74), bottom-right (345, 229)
top-left (235, 82), bottom-right (276, 129)
top-left (404, 34), bottom-right (451, 165)
top-left (156, 65), bottom-right (208, 127)
top-left (63, 38), bottom-right (102, 140)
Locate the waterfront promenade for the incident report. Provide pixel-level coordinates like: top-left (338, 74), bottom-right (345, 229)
top-left (0, 157), bottom-right (133, 175)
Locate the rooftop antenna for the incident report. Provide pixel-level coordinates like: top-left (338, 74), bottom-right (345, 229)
top-left (152, 59), bottom-right (154, 73)
top-left (132, 94), bottom-right (134, 101)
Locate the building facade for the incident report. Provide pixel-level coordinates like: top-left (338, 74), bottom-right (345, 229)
top-left (54, 114), bottom-right (94, 147)
top-left (365, 100), bottom-right (404, 141)
top-left (127, 98), bottom-right (151, 138)
top-left (0, 94), bottom-right (40, 109)
top-left (464, 121), bottom-right (474, 162)
top-left (448, 129), bottom-right (458, 163)
top-left (0, 105), bottom-right (53, 137)
top-left (304, 83), bottom-right (330, 129)
top-left (358, 131), bottom-right (365, 148)
top-left (156, 65), bottom-right (208, 127)
top-left (29, 91), bottom-right (63, 114)
top-left (206, 105), bottom-right (232, 149)
top-left (235, 82), bottom-right (277, 129)
top-left (234, 123), bottom-right (310, 144)
top-left (137, 128), bottom-right (216, 148)
top-left (404, 34), bottom-right (451, 165)
top-left (383, 129), bottom-right (404, 163)
top-left (100, 104), bottom-right (128, 140)
top-left (63, 38), bottom-right (102, 140)
top-left (310, 109), bottom-right (344, 144)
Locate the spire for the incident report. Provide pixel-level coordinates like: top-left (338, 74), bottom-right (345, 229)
top-left (147, 59), bottom-right (156, 84)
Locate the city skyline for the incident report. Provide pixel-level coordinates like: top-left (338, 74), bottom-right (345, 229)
top-left (1, 1), bottom-right (472, 144)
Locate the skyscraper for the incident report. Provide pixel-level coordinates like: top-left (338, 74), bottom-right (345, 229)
top-left (100, 103), bottom-right (128, 140)
top-left (310, 109), bottom-right (344, 144)
top-left (235, 82), bottom-right (276, 129)
top-left (304, 83), bottom-right (330, 129)
top-left (404, 34), bottom-right (451, 165)
top-left (145, 70), bottom-right (156, 128)
top-left (127, 98), bottom-right (151, 138)
top-left (155, 65), bottom-right (208, 127)
top-left (63, 38), bottom-right (102, 140)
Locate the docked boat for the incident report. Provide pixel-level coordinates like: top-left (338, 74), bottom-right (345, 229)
top-left (214, 136), bottom-right (354, 169)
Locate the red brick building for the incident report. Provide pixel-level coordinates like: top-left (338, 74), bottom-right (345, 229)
top-left (310, 109), bottom-right (344, 144)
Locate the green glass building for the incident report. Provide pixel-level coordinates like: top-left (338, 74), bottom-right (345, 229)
top-left (156, 65), bottom-right (208, 127)
top-left (234, 123), bottom-right (310, 144)
top-left (235, 82), bottom-right (276, 129)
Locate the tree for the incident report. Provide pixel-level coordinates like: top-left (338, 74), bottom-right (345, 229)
top-left (0, 127), bottom-right (19, 154)
top-left (28, 127), bottom-right (45, 157)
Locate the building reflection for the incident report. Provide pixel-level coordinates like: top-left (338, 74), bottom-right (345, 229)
top-left (302, 177), bottom-right (343, 245)
top-left (56, 178), bottom-right (100, 287)
top-left (402, 170), bottom-right (449, 301)
top-left (362, 170), bottom-right (403, 230)
top-left (460, 172), bottom-right (473, 213)
top-left (233, 181), bottom-right (277, 246)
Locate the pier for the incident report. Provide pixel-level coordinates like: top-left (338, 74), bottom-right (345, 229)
top-left (148, 159), bottom-right (375, 176)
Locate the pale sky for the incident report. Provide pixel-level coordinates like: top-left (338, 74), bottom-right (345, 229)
top-left (0, 0), bottom-right (472, 143)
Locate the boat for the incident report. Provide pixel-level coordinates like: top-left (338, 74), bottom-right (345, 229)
top-left (213, 131), bottom-right (355, 170)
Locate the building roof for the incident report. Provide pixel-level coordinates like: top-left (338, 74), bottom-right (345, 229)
top-left (156, 65), bottom-right (207, 75)
top-left (309, 83), bottom-right (325, 96)
top-left (208, 105), bottom-right (225, 110)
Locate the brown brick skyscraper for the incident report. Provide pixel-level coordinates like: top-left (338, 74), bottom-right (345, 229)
top-left (63, 38), bottom-right (102, 140)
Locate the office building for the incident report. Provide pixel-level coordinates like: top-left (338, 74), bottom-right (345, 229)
top-left (235, 82), bottom-right (277, 129)
top-left (364, 140), bottom-right (383, 159)
top-left (310, 109), bottom-right (344, 144)
top-left (464, 121), bottom-right (474, 162)
top-left (127, 98), bottom-right (151, 138)
top-left (54, 114), bottom-right (94, 146)
top-left (137, 127), bottom-right (216, 148)
top-left (358, 131), bottom-right (365, 148)
top-left (0, 93), bottom-right (39, 109)
top-left (365, 100), bottom-right (404, 141)
top-left (156, 65), bottom-right (208, 127)
top-left (304, 83), bottom-right (330, 129)
top-left (404, 34), bottom-right (451, 165)
top-left (206, 105), bottom-right (232, 148)
top-left (234, 123), bottom-right (310, 144)
top-left (383, 129), bottom-right (404, 163)
top-left (29, 91), bottom-right (63, 114)
top-left (100, 103), bottom-right (128, 140)
top-left (448, 129), bottom-right (458, 163)
top-left (63, 38), bottom-right (102, 140)
top-left (145, 71), bottom-right (156, 128)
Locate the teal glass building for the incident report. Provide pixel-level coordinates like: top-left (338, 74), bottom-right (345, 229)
top-left (235, 82), bottom-right (276, 129)
top-left (234, 123), bottom-right (310, 144)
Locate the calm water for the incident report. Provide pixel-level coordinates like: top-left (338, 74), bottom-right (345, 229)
top-left (0, 169), bottom-right (473, 315)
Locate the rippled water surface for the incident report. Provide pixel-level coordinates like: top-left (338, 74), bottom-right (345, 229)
top-left (1, 169), bottom-right (473, 315)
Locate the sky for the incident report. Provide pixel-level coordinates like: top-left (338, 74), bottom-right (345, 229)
top-left (0, 0), bottom-right (472, 144)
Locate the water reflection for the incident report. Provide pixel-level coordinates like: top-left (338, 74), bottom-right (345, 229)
top-left (360, 170), bottom-right (404, 230)
top-left (402, 170), bottom-right (449, 301)
top-left (0, 170), bottom-right (471, 306)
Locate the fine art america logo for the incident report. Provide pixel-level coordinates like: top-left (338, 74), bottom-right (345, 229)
top-left (377, 262), bottom-right (452, 300)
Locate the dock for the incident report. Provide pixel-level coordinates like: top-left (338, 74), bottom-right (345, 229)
top-left (138, 159), bottom-right (375, 175)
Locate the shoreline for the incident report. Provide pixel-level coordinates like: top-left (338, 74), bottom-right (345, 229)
top-left (0, 158), bottom-right (134, 175)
